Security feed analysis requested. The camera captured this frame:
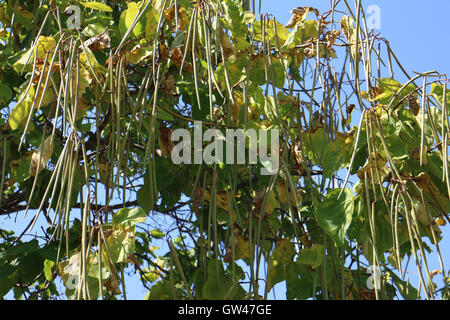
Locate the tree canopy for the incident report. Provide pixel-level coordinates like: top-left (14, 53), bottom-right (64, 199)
top-left (0, 0), bottom-right (448, 300)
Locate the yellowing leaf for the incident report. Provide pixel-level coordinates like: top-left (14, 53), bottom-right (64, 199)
top-left (219, 27), bottom-right (235, 59)
top-left (277, 179), bottom-right (302, 208)
top-left (99, 159), bottom-right (111, 185)
top-left (80, 2), bottom-right (113, 12)
top-left (224, 228), bottom-right (249, 262)
top-left (204, 189), bottom-right (231, 212)
top-left (79, 46), bottom-right (108, 76)
top-left (13, 36), bottom-right (57, 73)
top-left (75, 97), bottom-right (92, 121)
top-left (158, 126), bottom-right (174, 157)
top-left (125, 45), bottom-right (152, 64)
top-left (357, 153), bottom-right (387, 184)
top-left (341, 15), bottom-right (358, 60)
top-left (29, 136), bottom-right (54, 176)
top-left (63, 252), bottom-right (81, 276)
top-left (244, 11), bottom-right (256, 24)
top-left (8, 86), bottom-right (35, 130)
top-left (104, 227), bottom-right (135, 264)
top-left (232, 90), bottom-right (244, 123)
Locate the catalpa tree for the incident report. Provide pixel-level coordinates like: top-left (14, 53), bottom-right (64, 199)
top-left (0, 0), bottom-right (448, 300)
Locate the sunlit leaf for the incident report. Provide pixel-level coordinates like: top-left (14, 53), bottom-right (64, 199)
top-left (29, 135), bottom-right (54, 176)
top-left (13, 36), bottom-right (57, 73)
top-left (80, 2), bottom-right (113, 12)
top-left (112, 207), bottom-right (146, 229)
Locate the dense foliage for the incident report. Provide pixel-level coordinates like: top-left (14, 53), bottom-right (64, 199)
top-left (0, 0), bottom-right (448, 300)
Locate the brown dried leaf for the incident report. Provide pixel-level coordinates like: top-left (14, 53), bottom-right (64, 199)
top-left (285, 14), bottom-right (298, 29)
top-left (346, 103), bottom-right (355, 115)
top-left (171, 47), bottom-right (192, 72)
top-left (162, 73), bottom-right (176, 96)
top-left (192, 186), bottom-right (203, 215)
top-left (435, 217), bottom-right (446, 226)
top-left (219, 28), bottom-right (235, 59)
top-left (83, 30), bottom-right (111, 52)
top-left (326, 30), bottom-right (341, 48)
top-left (369, 87), bottom-right (383, 100)
top-left (286, 7), bottom-right (319, 29)
top-left (164, 4), bottom-right (189, 31)
top-left (158, 126), bottom-right (174, 157)
top-left (292, 142), bottom-right (305, 175)
top-left (292, 6), bottom-right (320, 17)
top-left (105, 272), bottom-right (122, 295)
top-left (408, 95), bottom-right (420, 116)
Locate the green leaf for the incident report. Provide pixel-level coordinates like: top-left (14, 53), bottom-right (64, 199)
top-left (252, 20), bottom-right (290, 46)
top-left (315, 188), bottom-right (354, 246)
top-left (266, 239), bottom-right (296, 290)
top-left (87, 255), bottom-right (111, 280)
top-left (80, 2), bottom-right (113, 12)
top-left (112, 207), bottom-right (146, 229)
top-left (157, 108), bottom-right (174, 121)
top-left (286, 263), bottom-right (315, 300)
top-left (282, 20), bottom-right (321, 53)
top-left (303, 127), bottom-right (327, 165)
top-left (214, 55), bottom-right (247, 91)
top-left (298, 244), bottom-right (324, 269)
top-left (389, 269), bottom-right (420, 300)
top-left (248, 54), bottom-right (266, 86)
top-left (374, 78), bottom-right (416, 107)
top-left (322, 134), bottom-right (352, 178)
top-left (5, 239), bottom-right (39, 257)
top-left (43, 259), bottom-right (55, 281)
top-left (0, 264), bottom-right (15, 298)
top-left (222, 0), bottom-right (250, 51)
top-left (270, 57), bottom-right (286, 88)
top-left (137, 183), bottom-right (156, 213)
top-left (150, 229), bottom-right (165, 239)
top-left (10, 156), bottom-right (31, 183)
top-left (0, 83), bottom-right (12, 104)
top-left (119, 2), bottom-right (144, 37)
top-left (430, 83), bottom-right (450, 107)
top-left (147, 279), bottom-right (173, 299)
top-left (82, 22), bottom-right (108, 38)
top-left (202, 259), bottom-right (244, 299)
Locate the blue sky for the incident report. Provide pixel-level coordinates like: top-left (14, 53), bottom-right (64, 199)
top-left (268, 0), bottom-right (450, 76)
top-left (2, 0), bottom-right (450, 300)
